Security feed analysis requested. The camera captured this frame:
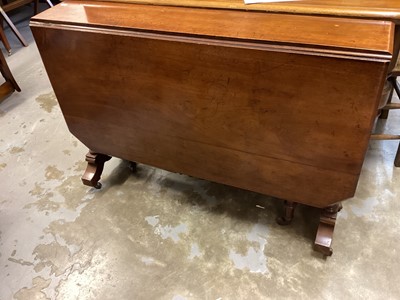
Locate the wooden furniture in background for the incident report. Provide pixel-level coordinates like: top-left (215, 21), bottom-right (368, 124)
top-left (0, 0), bottom-right (53, 54)
top-left (372, 56), bottom-right (400, 166)
top-left (0, 6), bottom-right (27, 54)
top-left (31, 0), bottom-right (400, 256)
top-left (0, 46), bottom-right (20, 100)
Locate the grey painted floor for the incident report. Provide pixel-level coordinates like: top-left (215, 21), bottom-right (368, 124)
top-left (1, 5), bottom-right (400, 300)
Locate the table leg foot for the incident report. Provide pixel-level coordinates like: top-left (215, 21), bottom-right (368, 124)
top-left (313, 203), bottom-right (342, 256)
top-left (276, 201), bottom-right (297, 225)
top-left (129, 161), bottom-right (137, 172)
top-left (81, 150), bottom-right (111, 189)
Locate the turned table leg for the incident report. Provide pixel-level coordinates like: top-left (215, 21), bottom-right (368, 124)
top-left (81, 150), bottom-right (111, 189)
top-left (276, 201), bottom-right (297, 225)
top-left (314, 203), bottom-right (342, 256)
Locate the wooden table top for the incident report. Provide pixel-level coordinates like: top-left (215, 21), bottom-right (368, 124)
top-left (31, 0), bottom-right (394, 59)
top-left (86, 0), bottom-right (400, 22)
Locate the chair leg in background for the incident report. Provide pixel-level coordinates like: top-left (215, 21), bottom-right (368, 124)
top-left (0, 18), bottom-right (11, 55)
top-left (0, 8), bottom-right (28, 48)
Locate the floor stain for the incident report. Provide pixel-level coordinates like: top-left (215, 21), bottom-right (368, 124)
top-left (140, 255), bottom-right (167, 267)
top-left (1, 107), bottom-right (400, 299)
top-left (73, 160), bottom-right (86, 172)
top-left (24, 189), bottom-right (59, 212)
top-left (0, 163), bottom-right (6, 171)
top-left (188, 243), bottom-right (202, 260)
top-left (24, 167), bottom-right (282, 299)
top-left (13, 276), bottom-right (51, 300)
top-left (29, 183), bottom-right (45, 197)
top-left (45, 165), bottom-right (64, 181)
top-left (349, 197), bottom-right (380, 218)
top-left (33, 242), bottom-right (71, 276)
top-left (228, 223), bottom-right (269, 275)
top-left (145, 215), bottom-right (189, 243)
top-left (26, 173), bottom-right (92, 213)
top-left (9, 147), bottom-right (25, 154)
top-left (8, 258), bottom-right (34, 266)
top-left (35, 92), bottom-right (57, 113)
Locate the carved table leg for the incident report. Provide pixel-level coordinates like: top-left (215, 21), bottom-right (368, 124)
top-left (276, 201), bottom-right (298, 225)
top-left (314, 203), bottom-right (342, 256)
top-left (81, 151), bottom-right (111, 189)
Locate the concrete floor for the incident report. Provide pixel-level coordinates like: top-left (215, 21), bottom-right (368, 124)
top-left (1, 5), bottom-right (400, 300)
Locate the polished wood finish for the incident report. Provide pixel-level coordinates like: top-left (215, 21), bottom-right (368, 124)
top-left (314, 203), bottom-right (342, 256)
top-left (31, 0), bottom-right (398, 255)
top-left (93, 0), bottom-right (400, 23)
top-left (32, 1), bottom-right (394, 57)
top-left (81, 151), bottom-right (111, 189)
top-left (31, 26), bottom-right (390, 206)
top-left (99, 0), bottom-right (400, 69)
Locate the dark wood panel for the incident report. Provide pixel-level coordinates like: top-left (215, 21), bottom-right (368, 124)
top-left (31, 25), bottom-right (389, 206)
top-left (71, 117), bottom-right (359, 207)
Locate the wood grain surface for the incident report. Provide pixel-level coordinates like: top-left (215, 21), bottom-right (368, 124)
top-left (83, 0), bottom-right (400, 23)
top-left (31, 5), bottom-right (390, 206)
top-left (32, 1), bottom-right (395, 57)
